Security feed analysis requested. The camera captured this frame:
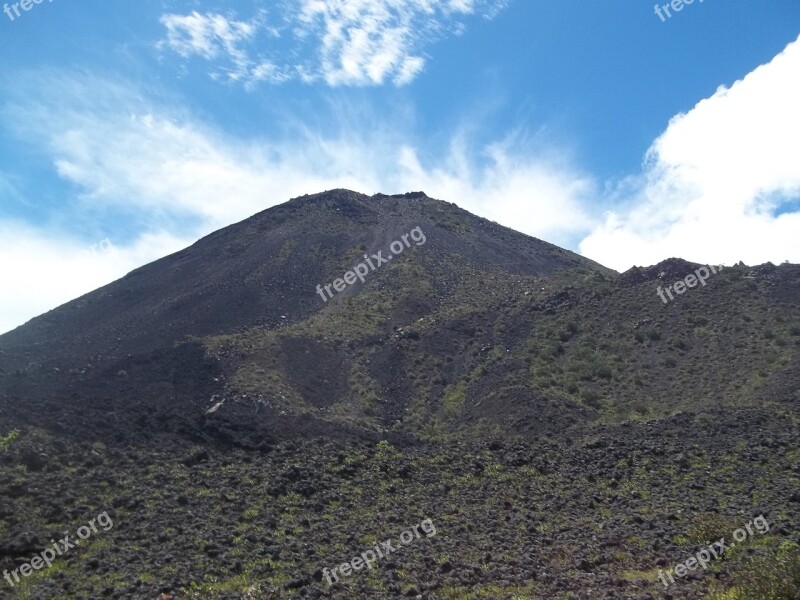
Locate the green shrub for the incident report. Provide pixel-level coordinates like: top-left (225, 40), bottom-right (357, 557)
top-left (0, 428), bottom-right (20, 452)
top-left (580, 388), bottom-right (602, 408)
top-left (680, 512), bottom-right (730, 545)
top-left (714, 541), bottom-right (800, 600)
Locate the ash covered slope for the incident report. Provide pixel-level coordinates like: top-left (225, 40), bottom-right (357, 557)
top-left (0, 190), bottom-right (613, 446)
top-left (0, 189), bottom-right (797, 599)
top-left (1, 189), bottom-right (798, 449)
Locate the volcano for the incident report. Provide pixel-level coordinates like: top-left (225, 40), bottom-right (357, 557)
top-left (0, 189), bottom-right (798, 599)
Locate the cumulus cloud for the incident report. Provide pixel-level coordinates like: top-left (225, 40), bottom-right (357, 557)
top-left (158, 0), bottom-right (508, 87)
top-left (580, 34), bottom-right (800, 270)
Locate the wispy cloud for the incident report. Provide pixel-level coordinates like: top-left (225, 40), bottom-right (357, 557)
top-left (580, 34), bottom-right (800, 270)
top-left (0, 220), bottom-right (190, 335)
top-left (15, 75), bottom-right (591, 241)
top-left (159, 11), bottom-right (292, 87)
top-left (160, 11), bottom-right (257, 60)
top-left (0, 71), bottom-right (591, 333)
top-left (294, 0), bottom-right (493, 86)
top-left (3, 36), bottom-right (800, 334)
top-left (158, 0), bottom-right (509, 87)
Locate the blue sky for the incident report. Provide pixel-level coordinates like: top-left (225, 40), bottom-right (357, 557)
top-left (0, 0), bottom-right (799, 333)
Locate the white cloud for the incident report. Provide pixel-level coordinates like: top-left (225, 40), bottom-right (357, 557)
top-left (159, 11), bottom-right (292, 87)
top-left (0, 73), bottom-right (592, 333)
top-left (580, 35), bottom-right (800, 270)
top-left (158, 0), bottom-right (508, 87)
top-left (6, 34), bottom-right (800, 334)
top-left (160, 11), bottom-right (256, 60)
top-left (296, 0), bottom-right (508, 85)
top-left (297, 0), bottom-right (428, 86)
top-left (395, 137), bottom-right (595, 244)
top-left (0, 222), bottom-right (190, 335)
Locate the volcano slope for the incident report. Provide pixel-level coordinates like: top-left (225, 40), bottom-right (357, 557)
top-left (0, 189), bottom-right (798, 599)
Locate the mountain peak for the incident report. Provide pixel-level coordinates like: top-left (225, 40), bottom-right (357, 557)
top-left (1, 190), bottom-right (797, 454)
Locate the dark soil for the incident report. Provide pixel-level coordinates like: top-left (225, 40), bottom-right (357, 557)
top-left (0, 401), bottom-right (798, 599)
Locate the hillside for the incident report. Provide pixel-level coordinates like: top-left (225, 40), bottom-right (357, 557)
top-left (0, 189), bottom-right (616, 446)
top-left (0, 189), bottom-right (798, 599)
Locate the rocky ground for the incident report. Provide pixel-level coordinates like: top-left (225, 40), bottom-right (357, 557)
top-left (1, 403), bottom-right (798, 600)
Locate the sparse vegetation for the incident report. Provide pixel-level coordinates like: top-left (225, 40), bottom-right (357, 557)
top-left (711, 541), bottom-right (800, 600)
top-left (0, 193), bottom-right (797, 598)
top-left (0, 428), bottom-right (19, 452)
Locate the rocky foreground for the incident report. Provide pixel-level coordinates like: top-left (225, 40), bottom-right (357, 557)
top-left (1, 402), bottom-right (799, 600)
